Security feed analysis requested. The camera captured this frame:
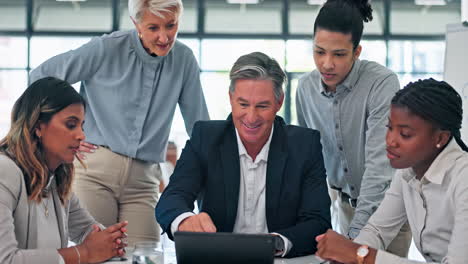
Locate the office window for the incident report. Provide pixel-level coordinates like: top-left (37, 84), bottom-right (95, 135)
top-left (167, 72), bottom-right (230, 150)
top-left (179, 0), bottom-right (197, 33)
top-left (0, 37), bottom-right (28, 68)
top-left (360, 40), bottom-right (387, 66)
top-left (0, 0), bottom-right (26, 30)
top-left (364, 0), bottom-right (385, 35)
top-left (178, 38), bottom-right (200, 63)
top-left (119, 0), bottom-right (197, 33)
top-left (200, 72), bottom-right (231, 121)
top-left (388, 41), bottom-right (445, 74)
top-left (205, 0), bottom-right (282, 33)
top-left (391, 0), bottom-right (461, 35)
top-left (286, 39), bottom-right (315, 72)
top-left (119, 0), bottom-right (133, 31)
top-left (30, 36), bottom-right (91, 68)
top-left (289, 0), bottom-right (320, 35)
top-left (0, 70), bottom-right (28, 138)
top-left (201, 39), bottom-right (285, 71)
top-left (289, 75), bottom-right (303, 126)
top-left (33, 0), bottom-right (112, 31)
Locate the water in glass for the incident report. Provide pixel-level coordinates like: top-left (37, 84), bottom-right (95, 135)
top-left (132, 241), bottom-right (164, 264)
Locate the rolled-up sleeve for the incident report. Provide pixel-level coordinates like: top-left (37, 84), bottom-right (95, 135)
top-left (354, 173), bottom-right (407, 249)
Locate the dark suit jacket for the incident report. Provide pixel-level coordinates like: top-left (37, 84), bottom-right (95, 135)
top-left (156, 116), bottom-right (331, 257)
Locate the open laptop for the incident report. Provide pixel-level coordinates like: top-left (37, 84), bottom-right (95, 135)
top-left (174, 231), bottom-right (275, 264)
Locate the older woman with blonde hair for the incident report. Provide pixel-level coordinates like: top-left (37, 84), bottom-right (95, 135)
top-left (29, 0), bottom-right (209, 246)
top-left (0, 77), bottom-right (127, 264)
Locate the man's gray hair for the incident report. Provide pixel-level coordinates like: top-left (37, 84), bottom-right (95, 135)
top-left (229, 52), bottom-right (287, 102)
top-left (128, 0), bottom-right (183, 23)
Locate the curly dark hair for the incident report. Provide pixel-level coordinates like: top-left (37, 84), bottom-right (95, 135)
top-left (391, 78), bottom-right (468, 152)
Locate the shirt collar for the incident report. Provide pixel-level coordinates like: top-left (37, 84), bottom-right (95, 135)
top-left (319, 59), bottom-right (362, 97)
top-left (235, 126), bottom-right (274, 163)
top-left (401, 139), bottom-right (464, 184)
top-left (131, 29), bottom-right (166, 65)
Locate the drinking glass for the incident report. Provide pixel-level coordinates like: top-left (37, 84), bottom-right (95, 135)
top-left (132, 241), bottom-right (164, 264)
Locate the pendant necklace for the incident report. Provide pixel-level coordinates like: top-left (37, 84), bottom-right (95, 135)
top-left (42, 197), bottom-right (50, 217)
top-left (41, 175), bottom-right (55, 218)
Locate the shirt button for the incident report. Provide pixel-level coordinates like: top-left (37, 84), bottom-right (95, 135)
top-left (334, 100), bottom-right (338, 105)
top-left (335, 124), bottom-right (339, 129)
top-left (338, 146), bottom-right (343, 151)
top-left (350, 186), bottom-right (355, 191)
top-left (344, 168), bottom-right (348, 173)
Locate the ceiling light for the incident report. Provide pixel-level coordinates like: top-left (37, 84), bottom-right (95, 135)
top-left (226, 0), bottom-right (260, 4)
top-left (56, 0), bottom-right (87, 2)
top-left (415, 0), bottom-right (446, 6)
top-left (307, 0), bottom-right (326, 5)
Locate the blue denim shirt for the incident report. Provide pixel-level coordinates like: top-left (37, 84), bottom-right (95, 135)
top-left (296, 59), bottom-right (399, 237)
top-left (30, 30), bottom-right (209, 162)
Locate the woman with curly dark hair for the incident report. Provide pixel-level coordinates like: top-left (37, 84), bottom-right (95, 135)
top-left (315, 79), bottom-right (468, 264)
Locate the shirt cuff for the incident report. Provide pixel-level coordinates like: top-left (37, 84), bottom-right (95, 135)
top-left (170, 212), bottom-right (195, 236)
top-left (58, 254), bottom-right (65, 264)
top-left (348, 227), bottom-right (360, 239)
top-left (271, 232), bottom-right (293, 257)
top-left (375, 249), bottom-right (405, 264)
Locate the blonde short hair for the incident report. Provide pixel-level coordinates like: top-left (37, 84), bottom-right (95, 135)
top-left (128, 0), bottom-right (183, 23)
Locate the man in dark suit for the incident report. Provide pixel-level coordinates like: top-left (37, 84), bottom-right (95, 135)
top-left (156, 52), bottom-right (331, 257)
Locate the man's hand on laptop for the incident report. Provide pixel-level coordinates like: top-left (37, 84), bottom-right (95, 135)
top-left (179, 212), bottom-right (217, 232)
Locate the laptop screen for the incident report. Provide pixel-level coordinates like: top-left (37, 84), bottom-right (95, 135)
top-left (174, 231), bottom-right (275, 264)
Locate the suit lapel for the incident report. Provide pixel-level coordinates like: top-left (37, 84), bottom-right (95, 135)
top-left (26, 200), bottom-right (37, 248)
top-left (219, 124), bottom-right (241, 231)
top-left (266, 118), bottom-right (288, 227)
top-left (52, 188), bottom-right (68, 247)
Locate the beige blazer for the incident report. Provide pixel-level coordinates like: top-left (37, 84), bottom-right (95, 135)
top-left (0, 154), bottom-right (98, 264)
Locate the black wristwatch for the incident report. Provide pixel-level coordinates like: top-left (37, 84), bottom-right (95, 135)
top-left (274, 235), bottom-right (285, 253)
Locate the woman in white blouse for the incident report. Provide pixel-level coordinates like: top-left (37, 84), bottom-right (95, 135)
top-left (315, 78), bottom-right (468, 264)
top-left (0, 77), bottom-right (128, 264)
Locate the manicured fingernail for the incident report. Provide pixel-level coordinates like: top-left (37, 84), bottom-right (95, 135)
top-left (90, 149), bottom-right (95, 153)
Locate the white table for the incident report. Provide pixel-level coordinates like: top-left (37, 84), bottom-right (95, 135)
top-left (106, 251), bottom-right (325, 264)
top-left (106, 234), bottom-right (325, 264)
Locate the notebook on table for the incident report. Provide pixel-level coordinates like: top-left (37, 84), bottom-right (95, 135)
top-left (174, 231), bottom-right (275, 264)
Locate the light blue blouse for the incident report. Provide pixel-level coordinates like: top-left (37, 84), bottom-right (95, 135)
top-left (30, 29), bottom-right (209, 162)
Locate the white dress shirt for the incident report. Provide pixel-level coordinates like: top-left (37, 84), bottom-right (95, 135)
top-left (354, 139), bottom-right (468, 264)
top-left (232, 127), bottom-right (271, 234)
top-left (171, 126), bottom-right (292, 256)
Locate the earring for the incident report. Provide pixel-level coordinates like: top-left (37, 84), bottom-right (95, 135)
top-left (436, 143), bottom-right (441, 148)
top-left (138, 33), bottom-right (143, 39)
